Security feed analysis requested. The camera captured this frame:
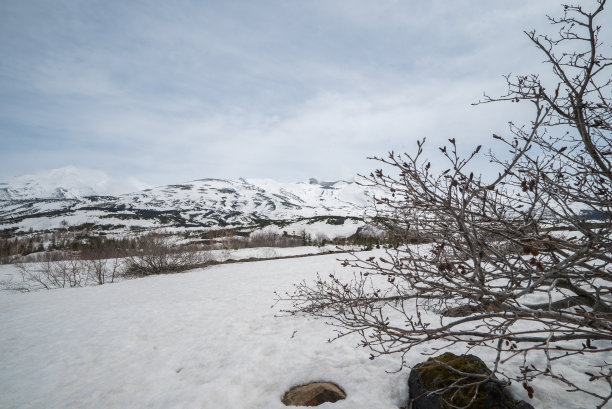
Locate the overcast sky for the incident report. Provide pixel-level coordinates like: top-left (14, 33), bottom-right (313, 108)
top-left (1, 0), bottom-right (609, 190)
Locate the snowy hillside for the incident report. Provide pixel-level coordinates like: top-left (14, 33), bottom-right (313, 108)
top-left (0, 173), bottom-right (377, 235)
top-left (113, 178), bottom-right (369, 220)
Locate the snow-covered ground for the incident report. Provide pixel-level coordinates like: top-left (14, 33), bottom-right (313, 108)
top-left (0, 250), bottom-right (605, 409)
top-left (208, 244), bottom-right (353, 262)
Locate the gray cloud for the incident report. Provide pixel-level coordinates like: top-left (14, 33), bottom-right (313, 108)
top-left (0, 0), bottom-right (608, 189)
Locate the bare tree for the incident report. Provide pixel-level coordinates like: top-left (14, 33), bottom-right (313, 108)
top-left (277, 2), bottom-right (612, 407)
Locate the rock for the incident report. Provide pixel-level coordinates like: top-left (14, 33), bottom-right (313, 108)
top-left (281, 382), bottom-right (346, 406)
top-left (408, 353), bottom-right (534, 409)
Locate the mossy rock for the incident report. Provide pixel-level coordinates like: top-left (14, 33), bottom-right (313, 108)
top-left (408, 353), bottom-right (534, 409)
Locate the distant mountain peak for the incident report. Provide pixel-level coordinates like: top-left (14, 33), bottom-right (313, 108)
top-left (0, 167), bottom-right (149, 200)
top-left (308, 178), bottom-right (352, 187)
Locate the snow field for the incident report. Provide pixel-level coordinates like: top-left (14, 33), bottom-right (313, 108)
top-left (0, 250), bottom-right (606, 409)
top-left (0, 253), bottom-right (408, 409)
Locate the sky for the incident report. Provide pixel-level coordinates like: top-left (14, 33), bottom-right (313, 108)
top-left (1, 0), bottom-right (610, 192)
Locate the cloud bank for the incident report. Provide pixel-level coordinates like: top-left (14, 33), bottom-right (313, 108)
top-left (1, 0), bottom-right (608, 189)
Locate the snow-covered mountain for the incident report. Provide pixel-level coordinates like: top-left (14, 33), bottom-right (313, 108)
top-left (0, 166), bottom-right (149, 200)
top-left (0, 166), bottom-right (103, 200)
top-left (0, 173), bottom-right (375, 234)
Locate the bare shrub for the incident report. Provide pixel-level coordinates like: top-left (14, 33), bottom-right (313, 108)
top-left (219, 229), bottom-right (243, 251)
top-left (16, 253), bottom-right (87, 290)
top-left (312, 232), bottom-right (330, 246)
top-left (123, 233), bottom-right (211, 276)
top-left (248, 231), bottom-right (302, 248)
top-left (8, 232), bottom-right (212, 289)
top-left (81, 247), bottom-right (122, 285)
top-left (248, 231), bottom-right (281, 247)
top-left (278, 2), bottom-right (612, 408)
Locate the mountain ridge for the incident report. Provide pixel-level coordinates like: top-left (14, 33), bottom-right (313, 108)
top-left (0, 172), bottom-right (375, 235)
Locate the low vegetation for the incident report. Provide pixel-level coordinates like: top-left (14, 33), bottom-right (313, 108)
top-left (1, 224), bottom-right (386, 292)
top-left (5, 233), bottom-right (210, 291)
